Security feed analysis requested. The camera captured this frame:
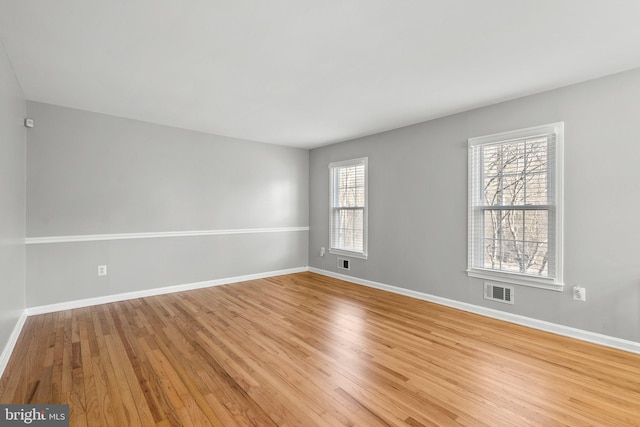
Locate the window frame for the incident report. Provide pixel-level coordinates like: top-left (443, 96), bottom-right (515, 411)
top-left (467, 123), bottom-right (564, 291)
top-left (328, 157), bottom-right (368, 260)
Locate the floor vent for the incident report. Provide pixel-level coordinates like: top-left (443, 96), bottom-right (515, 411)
top-left (484, 282), bottom-right (514, 304)
top-left (337, 258), bottom-right (350, 270)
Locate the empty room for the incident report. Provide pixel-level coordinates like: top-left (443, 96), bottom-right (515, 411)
top-left (1, 1), bottom-right (639, 426)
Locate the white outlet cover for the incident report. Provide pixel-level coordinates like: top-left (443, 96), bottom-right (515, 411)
top-left (98, 265), bottom-right (108, 276)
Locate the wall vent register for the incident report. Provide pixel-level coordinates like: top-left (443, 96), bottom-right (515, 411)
top-left (337, 258), bottom-right (350, 270)
top-left (484, 282), bottom-right (514, 304)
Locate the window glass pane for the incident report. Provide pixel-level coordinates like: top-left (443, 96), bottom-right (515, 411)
top-left (482, 145), bottom-right (503, 177)
top-left (502, 172), bottom-right (525, 206)
top-left (336, 164), bottom-right (365, 208)
top-left (524, 173), bottom-right (547, 205)
top-left (523, 210), bottom-right (548, 244)
top-left (479, 208), bottom-right (549, 277)
top-left (481, 138), bottom-right (549, 208)
top-left (502, 209), bottom-right (524, 242)
top-left (500, 142), bottom-right (526, 177)
top-left (526, 139), bottom-right (548, 171)
top-left (501, 240), bottom-right (524, 273)
top-left (353, 211), bottom-right (364, 250)
top-left (484, 209), bottom-right (503, 240)
top-left (524, 242), bottom-right (548, 276)
top-left (483, 210), bottom-right (524, 242)
top-left (334, 208), bottom-right (363, 252)
top-left (483, 238), bottom-right (500, 270)
top-left (483, 175), bottom-right (502, 206)
top-left (356, 186), bottom-right (365, 206)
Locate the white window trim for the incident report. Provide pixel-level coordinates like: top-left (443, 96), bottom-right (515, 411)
top-left (328, 157), bottom-right (368, 260)
top-left (467, 123), bottom-right (564, 291)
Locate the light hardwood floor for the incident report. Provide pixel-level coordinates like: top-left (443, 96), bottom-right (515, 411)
top-left (1, 272), bottom-right (639, 426)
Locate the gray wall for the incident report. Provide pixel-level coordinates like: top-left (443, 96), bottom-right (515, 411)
top-left (27, 102), bottom-right (308, 306)
top-left (310, 67), bottom-right (640, 343)
top-left (0, 42), bottom-right (26, 350)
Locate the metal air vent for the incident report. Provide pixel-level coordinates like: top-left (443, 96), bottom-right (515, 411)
top-left (484, 282), bottom-right (514, 304)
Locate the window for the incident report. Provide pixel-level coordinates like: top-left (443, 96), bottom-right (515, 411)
top-left (468, 123), bottom-right (563, 290)
top-left (329, 157), bottom-right (368, 259)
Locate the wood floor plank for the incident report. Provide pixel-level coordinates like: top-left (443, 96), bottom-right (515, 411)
top-left (77, 311), bottom-right (102, 427)
top-left (1, 272), bottom-right (639, 426)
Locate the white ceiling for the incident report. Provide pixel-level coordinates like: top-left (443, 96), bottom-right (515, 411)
top-left (1, 1), bottom-right (640, 149)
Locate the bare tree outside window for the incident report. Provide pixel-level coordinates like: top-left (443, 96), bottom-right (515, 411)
top-left (481, 138), bottom-right (550, 276)
top-left (469, 122), bottom-right (563, 288)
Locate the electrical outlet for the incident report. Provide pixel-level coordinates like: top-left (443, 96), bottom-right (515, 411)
top-left (98, 265), bottom-right (108, 276)
top-left (320, 247), bottom-right (325, 257)
top-left (572, 285), bottom-right (586, 302)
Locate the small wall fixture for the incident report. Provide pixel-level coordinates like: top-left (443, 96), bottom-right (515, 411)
top-left (24, 118), bottom-right (34, 128)
top-left (337, 258), bottom-right (350, 270)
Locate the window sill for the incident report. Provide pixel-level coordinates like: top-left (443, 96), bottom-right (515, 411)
top-left (329, 248), bottom-right (368, 260)
top-left (467, 269), bottom-right (563, 292)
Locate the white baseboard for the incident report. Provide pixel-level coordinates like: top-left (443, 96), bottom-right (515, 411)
top-left (309, 267), bottom-right (640, 355)
top-left (0, 310), bottom-right (28, 378)
top-left (14, 265), bottom-right (640, 375)
top-left (26, 266), bottom-right (308, 316)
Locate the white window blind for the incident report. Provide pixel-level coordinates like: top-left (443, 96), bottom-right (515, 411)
top-left (468, 123), bottom-right (563, 289)
top-left (329, 158), bottom-right (368, 259)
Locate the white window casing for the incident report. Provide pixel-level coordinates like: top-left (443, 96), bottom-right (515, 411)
top-left (468, 123), bottom-right (564, 291)
top-left (329, 157), bottom-right (368, 259)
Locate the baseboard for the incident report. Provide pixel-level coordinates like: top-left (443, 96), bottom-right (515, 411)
top-left (19, 266), bottom-right (640, 359)
top-left (0, 310), bottom-right (28, 378)
top-left (309, 267), bottom-right (640, 355)
top-left (26, 266), bottom-right (308, 316)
